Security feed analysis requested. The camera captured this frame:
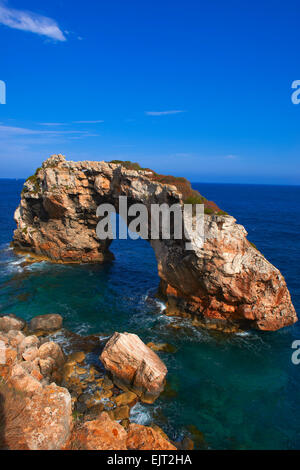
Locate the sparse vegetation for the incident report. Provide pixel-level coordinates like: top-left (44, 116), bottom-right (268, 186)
top-left (184, 193), bottom-right (206, 205)
top-left (107, 160), bottom-right (225, 215)
top-left (44, 161), bottom-right (58, 169)
top-left (109, 160), bottom-right (149, 171)
top-left (204, 207), bottom-right (214, 215)
top-left (24, 167), bottom-right (41, 194)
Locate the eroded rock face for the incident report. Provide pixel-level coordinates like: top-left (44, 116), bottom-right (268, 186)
top-left (68, 412), bottom-right (175, 451)
top-left (12, 154), bottom-right (297, 331)
top-left (0, 329), bottom-right (72, 450)
top-left (100, 332), bottom-right (168, 403)
top-left (23, 383), bottom-right (72, 450)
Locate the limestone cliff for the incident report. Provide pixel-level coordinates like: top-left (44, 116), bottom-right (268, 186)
top-left (13, 154), bottom-right (297, 331)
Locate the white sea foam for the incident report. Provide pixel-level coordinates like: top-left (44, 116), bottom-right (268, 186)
top-left (74, 322), bottom-right (91, 335)
top-left (0, 243), bottom-right (13, 252)
top-left (26, 261), bottom-right (47, 272)
top-left (5, 256), bottom-right (27, 273)
top-left (235, 331), bottom-right (251, 337)
top-left (9, 257), bottom-right (26, 266)
top-left (155, 299), bottom-right (167, 313)
top-left (130, 402), bottom-right (152, 426)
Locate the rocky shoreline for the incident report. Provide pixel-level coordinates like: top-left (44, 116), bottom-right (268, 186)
top-left (0, 313), bottom-right (196, 451)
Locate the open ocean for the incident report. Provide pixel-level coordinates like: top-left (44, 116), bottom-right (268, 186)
top-left (0, 179), bottom-right (299, 449)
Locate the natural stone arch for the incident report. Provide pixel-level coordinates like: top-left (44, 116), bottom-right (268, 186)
top-left (13, 154), bottom-right (297, 332)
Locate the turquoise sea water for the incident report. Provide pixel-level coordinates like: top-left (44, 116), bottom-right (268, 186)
top-left (0, 179), bottom-right (299, 449)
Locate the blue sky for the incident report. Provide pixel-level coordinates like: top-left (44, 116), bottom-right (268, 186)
top-left (0, 0), bottom-right (299, 183)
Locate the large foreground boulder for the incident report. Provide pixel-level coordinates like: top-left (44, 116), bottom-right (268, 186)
top-left (100, 332), bottom-right (167, 403)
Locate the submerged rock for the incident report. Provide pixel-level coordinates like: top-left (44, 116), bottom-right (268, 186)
top-left (12, 154), bottom-right (297, 331)
top-left (29, 314), bottom-right (63, 332)
top-left (113, 391), bottom-right (138, 407)
top-left (68, 351), bottom-right (85, 364)
top-left (100, 332), bottom-right (168, 403)
top-left (109, 405), bottom-right (130, 421)
top-left (147, 342), bottom-right (177, 353)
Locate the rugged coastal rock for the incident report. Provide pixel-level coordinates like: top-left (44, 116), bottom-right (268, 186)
top-left (0, 316), bottom-right (176, 451)
top-left (13, 154), bottom-right (297, 331)
top-left (0, 327), bottom-right (72, 450)
top-left (100, 332), bottom-right (168, 403)
top-left (68, 412), bottom-right (176, 451)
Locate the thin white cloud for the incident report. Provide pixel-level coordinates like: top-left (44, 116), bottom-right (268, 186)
top-left (73, 120), bottom-right (104, 124)
top-left (0, 2), bottom-right (66, 41)
top-left (0, 124), bottom-right (95, 136)
top-left (145, 110), bottom-right (185, 116)
top-left (40, 122), bottom-right (65, 126)
top-left (40, 121), bottom-right (104, 126)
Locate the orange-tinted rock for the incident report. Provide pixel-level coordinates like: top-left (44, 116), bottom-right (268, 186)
top-left (68, 412), bottom-right (176, 451)
top-left (147, 342), bottom-right (177, 353)
top-left (22, 383), bottom-right (72, 450)
top-left (100, 332), bottom-right (167, 403)
top-left (72, 412), bottom-right (127, 450)
top-left (126, 423), bottom-right (176, 450)
top-left (0, 329), bottom-right (73, 451)
top-left (113, 391), bottom-right (138, 407)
